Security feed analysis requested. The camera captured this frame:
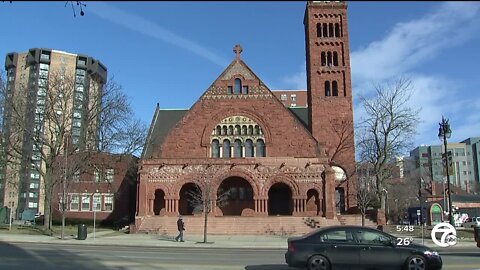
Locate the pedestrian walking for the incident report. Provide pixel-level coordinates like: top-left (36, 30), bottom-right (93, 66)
top-left (175, 215), bottom-right (185, 242)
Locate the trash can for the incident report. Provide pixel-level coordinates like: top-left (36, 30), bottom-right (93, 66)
top-left (474, 225), bottom-right (480, 242)
top-left (78, 224), bottom-right (87, 240)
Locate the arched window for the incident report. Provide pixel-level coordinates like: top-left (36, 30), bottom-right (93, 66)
top-left (333, 52), bottom-right (338, 66)
top-left (222, 126), bottom-right (227, 135)
top-left (223, 139), bottom-right (231, 158)
top-left (235, 125), bottom-right (241, 135)
top-left (321, 52), bottom-right (326, 66)
top-left (242, 125), bottom-right (247, 135)
top-left (327, 52), bottom-right (332, 66)
top-left (245, 139), bottom-right (254, 157)
top-left (211, 139), bottom-right (220, 158)
top-left (329, 23), bottom-right (334, 37)
top-left (325, 81), bottom-right (331, 96)
top-left (234, 78), bottom-right (242, 94)
top-left (242, 85), bottom-right (248, 94)
top-left (332, 81), bottom-right (338, 96)
top-left (248, 126), bottom-right (253, 135)
top-left (256, 139), bottom-right (265, 157)
top-left (316, 23), bottom-right (322, 38)
top-left (335, 23), bottom-right (341, 37)
top-left (323, 23), bottom-right (328, 38)
top-left (234, 139), bottom-right (242, 158)
top-left (228, 126), bottom-right (233, 135)
top-left (215, 126), bottom-right (221, 135)
top-left (254, 125), bottom-right (260, 135)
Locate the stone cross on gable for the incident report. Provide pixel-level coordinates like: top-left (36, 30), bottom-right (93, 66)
top-left (233, 44), bottom-right (243, 60)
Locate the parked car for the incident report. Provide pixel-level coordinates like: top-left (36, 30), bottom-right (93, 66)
top-left (285, 225), bottom-right (442, 270)
top-left (462, 217), bottom-right (480, 228)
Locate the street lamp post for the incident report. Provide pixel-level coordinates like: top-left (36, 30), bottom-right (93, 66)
top-left (438, 116), bottom-right (454, 226)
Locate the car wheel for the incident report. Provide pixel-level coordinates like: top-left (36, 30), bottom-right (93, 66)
top-left (405, 255), bottom-right (427, 270)
top-left (307, 255), bottom-right (330, 270)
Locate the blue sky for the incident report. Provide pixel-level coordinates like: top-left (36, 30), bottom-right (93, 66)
top-left (1, 1), bottom-right (479, 153)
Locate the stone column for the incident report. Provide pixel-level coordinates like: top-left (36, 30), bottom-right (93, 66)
top-left (324, 166), bottom-right (336, 219)
top-left (138, 177), bottom-right (147, 216)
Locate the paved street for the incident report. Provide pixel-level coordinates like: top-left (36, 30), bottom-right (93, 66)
top-left (1, 240), bottom-right (480, 270)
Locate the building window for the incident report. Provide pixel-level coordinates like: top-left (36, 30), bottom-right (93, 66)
top-left (104, 195), bottom-right (113, 211)
top-left (335, 23), bottom-right (341, 37)
top-left (234, 139), bottom-right (242, 158)
top-left (81, 195), bottom-right (90, 211)
top-left (234, 78), bottom-right (242, 94)
top-left (70, 195), bottom-right (79, 211)
top-left (105, 168), bottom-right (114, 183)
top-left (291, 103), bottom-right (297, 107)
top-left (227, 86), bottom-right (233, 94)
top-left (325, 81), bottom-right (331, 96)
top-left (256, 139), bottom-right (265, 157)
top-left (211, 139), bottom-right (220, 158)
top-left (93, 195), bottom-right (102, 211)
top-left (242, 85), bottom-right (248, 94)
top-left (316, 23), bottom-right (322, 37)
top-left (291, 94), bottom-right (297, 101)
top-left (245, 139), bottom-right (254, 157)
top-left (28, 202), bottom-right (38, 208)
top-left (223, 139), bottom-right (231, 158)
top-left (281, 94), bottom-right (287, 101)
top-left (332, 81), bottom-right (338, 96)
top-left (94, 169), bottom-right (101, 182)
top-left (321, 52), bottom-right (326, 66)
top-left (73, 170), bottom-right (80, 182)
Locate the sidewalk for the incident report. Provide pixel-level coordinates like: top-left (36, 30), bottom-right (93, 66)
top-left (0, 231), bottom-right (477, 250)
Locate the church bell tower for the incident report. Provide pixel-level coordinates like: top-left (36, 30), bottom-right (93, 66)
top-left (304, 1), bottom-right (356, 210)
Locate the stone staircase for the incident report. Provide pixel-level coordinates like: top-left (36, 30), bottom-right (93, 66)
top-left (336, 214), bottom-right (377, 227)
top-left (135, 215), bottom-right (372, 236)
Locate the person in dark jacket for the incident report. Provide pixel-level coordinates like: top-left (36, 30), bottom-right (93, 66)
top-left (175, 215), bottom-right (185, 242)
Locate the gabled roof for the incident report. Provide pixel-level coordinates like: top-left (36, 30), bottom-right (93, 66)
top-left (288, 107), bottom-right (309, 129)
top-left (142, 106), bottom-right (188, 159)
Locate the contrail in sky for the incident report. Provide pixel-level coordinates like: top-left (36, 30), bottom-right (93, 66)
top-left (88, 2), bottom-right (229, 67)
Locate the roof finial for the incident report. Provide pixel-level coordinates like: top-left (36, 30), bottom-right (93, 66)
top-left (233, 44), bottom-right (243, 60)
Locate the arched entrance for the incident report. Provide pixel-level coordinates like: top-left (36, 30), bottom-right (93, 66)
top-left (153, 189), bottom-right (165, 216)
top-left (218, 177), bottom-right (254, 216)
top-left (179, 183), bottom-right (200, 215)
top-left (268, 183), bottom-right (293, 216)
top-left (307, 189), bottom-right (320, 216)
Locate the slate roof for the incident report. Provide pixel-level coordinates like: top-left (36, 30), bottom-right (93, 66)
top-left (142, 107), bottom-right (188, 159)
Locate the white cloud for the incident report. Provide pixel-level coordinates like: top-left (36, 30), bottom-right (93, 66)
top-left (88, 2), bottom-right (229, 67)
top-left (351, 2), bottom-right (480, 82)
top-left (281, 61), bottom-right (307, 90)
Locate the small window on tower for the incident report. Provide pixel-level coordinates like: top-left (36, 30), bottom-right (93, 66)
top-left (325, 81), bottom-right (331, 96)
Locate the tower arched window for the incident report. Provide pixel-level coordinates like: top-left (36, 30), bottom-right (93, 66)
top-left (321, 52), bottom-right (326, 66)
top-left (222, 126), bottom-right (227, 135)
top-left (316, 23), bottom-right (322, 38)
top-left (211, 139), bottom-right (220, 158)
top-left (254, 125), bottom-right (260, 135)
top-left (332, 81), bottom-right (338, 96)
top-left (245, 139), bottom-right (254, 157)
top-left (325, 81), bottom-right (331, 96)
top-left (242, 125), bottom-right (247, 135)
top-left (215, 126), bottom-right (221, 135)
top-left (329, 23), bottom-right (334, 37)
top-left (327, 52), bottom-right (332, 66)
top-left (228, 126), bottom-right (233, 135)
top-left (256, 139), bottom-right (265, 157)
top-left (234, 78), bottom-right (242, 94)
top-left (235, 125), bottom-right (241, 135)
top-left (335, 23), bottom-right (341, 37)
top-left (323, 23), bottom-right (328, 38)
top-left (333, 52), bottom-right (338, 66)
top-left (248, 126), bottom-right (253, 135)
top-left (223, 139), bottom-right (231, 158)
top-left (234, 139), bottom-right (242, 158)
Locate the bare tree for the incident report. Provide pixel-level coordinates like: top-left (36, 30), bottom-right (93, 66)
top-left (0, 70), bottom-right (147, 232)
top-left (356, 163), bottom-right (377, 226)
top-left (186, 174), bottom-right (229, 243)
top-left (356, 77), bottom-right (421, 212)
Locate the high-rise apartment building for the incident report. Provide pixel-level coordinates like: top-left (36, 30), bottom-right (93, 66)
top-left (1, 48), bottom-right (107, 217)
top-left (409, 137), bottom-right (480, 192)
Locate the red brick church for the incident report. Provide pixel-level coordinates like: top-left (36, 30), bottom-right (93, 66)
top-left (134, 1), bottom-right (360, 234)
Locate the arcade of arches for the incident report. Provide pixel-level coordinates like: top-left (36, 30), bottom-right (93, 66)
top-left (138, 162), bottom-right (341, 219)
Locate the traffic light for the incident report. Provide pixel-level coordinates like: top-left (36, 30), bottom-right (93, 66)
top-left (442, 151), bottom-right (454, 176)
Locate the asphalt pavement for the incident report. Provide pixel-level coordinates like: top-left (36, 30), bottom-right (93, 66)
top-left (0, 230), bottom-right (478, 250)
